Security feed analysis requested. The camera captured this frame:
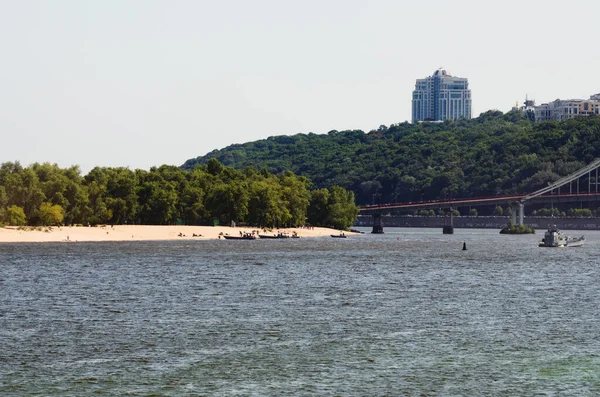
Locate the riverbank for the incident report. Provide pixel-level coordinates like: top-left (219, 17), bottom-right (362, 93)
top-left (0, 225), bottom-right (348, 243)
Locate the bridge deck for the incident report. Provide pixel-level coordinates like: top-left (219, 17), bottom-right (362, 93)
top-left (360, 192), bottom-right (600, 212)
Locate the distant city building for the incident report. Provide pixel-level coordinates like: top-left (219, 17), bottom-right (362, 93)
top-left (533, 94), bottom-right (600, 122)
top-left (412, 68), bottom-right (472, 123)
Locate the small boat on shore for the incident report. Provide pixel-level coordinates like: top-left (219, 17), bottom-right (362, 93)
top-left (258, 232), bottom-right (290, 239)
top-left (539, 225), bottom-right (585, 247)
top-left (223, 233), bottom-right (256, 240)
top-left (331, 233), bottom-right (347, 238)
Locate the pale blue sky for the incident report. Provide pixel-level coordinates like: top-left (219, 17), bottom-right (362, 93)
top-left (1, 0), bottom-right (598, 173)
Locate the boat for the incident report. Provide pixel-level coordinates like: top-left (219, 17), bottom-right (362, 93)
top-left (567, 236), bottom-right (586, 247)
top-left (539, 225), bottom-right (585, 247)
top-left (331, 233), bottom-right (347, 238)
top-left (258, 232), bottom-right (290, 239)
top-left (223, 233), bottom-right (256, 240)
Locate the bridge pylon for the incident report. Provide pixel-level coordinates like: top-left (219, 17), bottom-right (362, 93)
top-left (510, 202), bottom-right (525, 226)
top-left (443, 207), bottom-right (454, 234)
top-left (371, 212), bottom-right (384, 234)
top-left (518, 202), bottom-right (524, 226)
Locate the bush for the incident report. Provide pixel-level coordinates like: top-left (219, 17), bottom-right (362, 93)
top-left (6, 205), bottom-right (27, 226)
top-left (38, 202), bottom-right (65, 226)
top-left (500, 220), bottom-right (535, 234)
top-left (536, 208), bottom-right (561, 217)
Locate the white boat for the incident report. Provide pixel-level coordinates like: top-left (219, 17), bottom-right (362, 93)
top-left (258, 232), bottom-right (290, 239)
top-left (539, 225), bottom-right (585, 247)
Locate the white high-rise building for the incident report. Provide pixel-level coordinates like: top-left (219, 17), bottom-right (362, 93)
top-left (412, 68), bottom-right (472, 123)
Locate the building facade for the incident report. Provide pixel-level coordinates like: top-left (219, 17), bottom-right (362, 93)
top-left (533, 94), bottom-right (600, 122)
top-left (412, 68), bottom-right (472, 123)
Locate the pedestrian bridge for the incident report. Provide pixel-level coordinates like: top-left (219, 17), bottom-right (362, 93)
top-left (359, 158), bottom-right (600, 233)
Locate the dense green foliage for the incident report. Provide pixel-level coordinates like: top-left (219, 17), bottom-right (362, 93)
top-left (535, 207), bottom-right (597, 217)
top-left (0, 160), bottom-right (358, 230)
top-left (500, 220), bottom-right (535, 234)
top-left (183, 112), bottom-right (600, 208)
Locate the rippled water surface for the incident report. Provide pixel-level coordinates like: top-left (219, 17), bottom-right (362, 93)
top-left (2, 228), bottom-right (600, 396)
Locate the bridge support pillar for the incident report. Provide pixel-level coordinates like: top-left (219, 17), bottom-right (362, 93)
top-left (510, 202), bottom-right (525, 226)
top-left (443, 208), bottom-right (454, 234)
top-left (518, 203), bottom-right (524, 226)
top-left (371, 213), bottom-right (384, 234)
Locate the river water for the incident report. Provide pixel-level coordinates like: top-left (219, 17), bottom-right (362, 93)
top-left (1, 227), bottom-right (600, 396)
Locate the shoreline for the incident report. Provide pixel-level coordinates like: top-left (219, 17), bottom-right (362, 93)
top-left (0, 225), bottom-right (349, 243)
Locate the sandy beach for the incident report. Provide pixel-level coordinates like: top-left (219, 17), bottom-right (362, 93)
top-left (0, 225), bottom-right (351, 243)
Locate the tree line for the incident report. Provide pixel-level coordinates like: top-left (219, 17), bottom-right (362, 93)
top-left (183, 112), bottom-right (600, 214)
top-left (0, 159), bottom-right (358, 230)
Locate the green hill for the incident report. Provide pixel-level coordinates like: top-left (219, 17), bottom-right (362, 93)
top-left (182, 111), bottom-right (600, 206)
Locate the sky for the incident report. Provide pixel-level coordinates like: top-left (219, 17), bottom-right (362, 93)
top-left (1, 0), bottom-right (599, 174)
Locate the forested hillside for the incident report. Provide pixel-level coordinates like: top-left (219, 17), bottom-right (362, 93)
top-left (182, 111), bottom-right (600, 205)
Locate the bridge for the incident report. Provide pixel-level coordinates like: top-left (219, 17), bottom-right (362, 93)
top-left (359, 158), bottom-right (600, 233)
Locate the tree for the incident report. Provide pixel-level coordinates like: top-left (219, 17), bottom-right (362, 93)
top-left (4, 168), bottom-right (45, 222)
top-left (359, 180), bottom-right (382, 204)
top-left (6, 205), bottom-right (27, 226)
top-left (246, 179), bottom-right (290, 227)
top-left (38, 202), bottom-right (64, 226)
top-left (180, 185), bottom-right (205, 225)
top-left (307, 188), bottom-right (330, 226)
top-left (325, 186), bottom-right (359, 230)
top-left (207, 158), bottom-right (224, 176)
top-left (104, 168), bottom-right (138, 224)
top-left (85, 179), bottom-right (109, 224)
top-left (279, 172), bottom-right (311, 226)
top-left (136, 180), bottom-right (178, 224)
top-left (205, 181), bottom-right (250, 226)
top-left (492, 206), bottom-right (503, 216)
top-left (0, 186), bottom-right (7, 223)
top-left (63, 180), bottom-right (91, 224)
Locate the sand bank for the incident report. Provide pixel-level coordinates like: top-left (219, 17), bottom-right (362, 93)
top-left (0, 225), bottom-right (351, 243)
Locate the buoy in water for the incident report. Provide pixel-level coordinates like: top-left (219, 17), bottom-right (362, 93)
top-left (462, 242), bottom-right (467, 250)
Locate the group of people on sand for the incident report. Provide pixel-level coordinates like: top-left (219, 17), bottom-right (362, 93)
top-left (177, 232), bottom-right (202, 237)
top-left (241, 230), bottom-right (261, 236)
